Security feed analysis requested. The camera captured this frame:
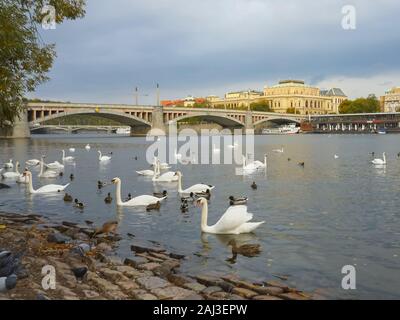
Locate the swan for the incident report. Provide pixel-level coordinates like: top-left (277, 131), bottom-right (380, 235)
top-left (272, 147), bottom-right (284, 153)
top-left (62, 150), bottom-right (75, 162)
top-left (243, 155), bottom-right (267, 171)
top-left (26, 159), bottom-right (40, 166)
top-left (111, 177), bottom-right (166, 206)
top-left (196, 198), bottom-right (264, 234)
top-left (137, 157), bottom-right (158, 176)
top-left (334, 154), bottom-right (339, 159)
top-left (23, 170), bottom-right (70, 194)
top-left (98, 151), bottom-right (111, 162)
top-left (85, 144), bottom-right (91, 151)
top-left (1, 161), bottom-right (21, 179)
top-left (372, 152), bottom-right (386, 165)
top-left (152, 160), bottom-right (178, 182)
top-left (3, 159), bottom-right (13, 169)
top-left (174, 171), bottom-right (215, 195)
top-left (38, 157), bottom-right (59, 178)
top-left (45, 159), bottom-right (64, 171)
top-left (69, 148), bottom-right (75, 153)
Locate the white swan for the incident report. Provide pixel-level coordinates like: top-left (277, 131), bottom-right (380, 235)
top-left (98, 151), bottom-right (111, 162)
top-left (38, 157), bottom-right (59, 178)
top-left (137, 157), bottom-right (158, 176)
top-left (243, 155), bottom-right (267, 171)
top-left (45, 160), bottom-right (64, 170)
top-left (175, 171), bottom-right (215, 195)
top-left (62, 150), bottom-right (75, 162)
top-left (1, 161), bottom-right (20, 179)
top-left (334, 154), bottom-right (339, 159)
top-left (85, 144), bottom-right (91, 151)
top-left (69, 148), bottom-right (75, 153)
top-left (273, 147), bottom-right (284, 153)
top-left (152, 160), bottom-right (178, 182)
top-left (372, 152), bottom-right (386, 165)
top-left (23, 170), bottom-right (70, 194)
top-left (196, 198), bottom-right (264, 234)
top-left (111, 177), bottom-right (166, 206)
top-left (3, 159), bottom-right (13, 169)
top-left (26, 159), bottom-right (40, 166)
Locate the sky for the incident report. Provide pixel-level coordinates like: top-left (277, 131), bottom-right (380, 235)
top-left (31, 0), bottom-right (400, 104)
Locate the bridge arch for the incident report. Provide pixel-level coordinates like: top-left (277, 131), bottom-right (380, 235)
top-left (253, 117), bottom-right (301, 126)
top-left (29, 110), bottom-right (151, 128)
top-left (167, 114), bottom-right (244, 128)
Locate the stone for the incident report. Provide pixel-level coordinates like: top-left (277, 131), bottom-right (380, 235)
top-left (138, 262), bottom-right (161, 271)
top-left (169, 252), bottom-right (185, 260)
top-left (116, 280), bottom-right (139, 292)
top-left (196, 275), bottom-right (223, 287)
top-left (131, 289), bottom-right (158, 300)
top-left (56, 285), bottom-right (77, 298)
top-left (232, 287), bottom-right (258, 298)
top-left (151, 286), bottom-right (195, 300)
top-left (131, 244), bottom-right (165, 254)
top-left (89, 276), bottom-right (120, 292)
top-left (167, 273), bottom-right (193, 286)
top-left (148, 252), bottom-right (170, 260)
top-left (227, 294), bottom-right (246, 300)
top-left (278, 292), bottom-right (309, 300)
top-left (264, 280), bottom-right (289, 291)
top-left (254, 286), bottom-right (284, 296)
top-left (105, 290), bottom-right (128, 300)
top-left (99, 268), bottom-right (127, 282)
top-left (124, 257), bottom-right (148, 268)
top-left (211, 291), bottom-right (230, 299)
top-left (83, 290), bottom-right (100, 299)
top-left (114, 266), bottom-right (144, 279)
top-left (252, 295), bottom-right (283, 300)
top-left (136, 276), bottom-right (170, 290)
top-left (201, 286), bottom-right (222, 295)
top-left (47, 232), bottom-right (70, 244)
top-left (183, 282), bottom-right (206, 293)
top-left (96, 243), bottom-right (112, 252)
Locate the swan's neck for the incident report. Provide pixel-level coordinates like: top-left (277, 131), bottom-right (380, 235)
top-left (177, 174), bottom-right (183, 193)
top-left (62, 150), bottom-right (65, 159)
top-left (27, 174), bottom-right (35, 193)
top-left (383, 153), bottom-right (386, 162)
top-left (264, 155), bottom-right (267, 167)
top-left (39, 159), bottom-right (44, 176)
top-left (242, 156), bottom-right (246, 169)
top-left (98, 152), bottom-right (102, 160)
top-left (115, 181), bottom-right (123, 206)
top-left (200, 201), bottom-right (209, 232)
top-left (15, 165), bottom-right (20, 175)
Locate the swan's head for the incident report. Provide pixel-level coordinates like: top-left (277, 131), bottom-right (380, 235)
top-left (195, 197), bottom-right (207, 207)
top-left (97, 151), bottom-right (101, 154)
top-left (23, 170), bottom-right (32, 177)
top-left (174, 171), bottom-right (182, 177)
top-left (16, 161), bottom-right (20, 168)
top-left (111, 177), bottom-right (121, 184)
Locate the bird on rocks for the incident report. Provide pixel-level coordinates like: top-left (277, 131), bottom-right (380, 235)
top-left (153, 190), bottom-right (167, 198)
top-left (71, 267), bottom-right (88, 281)
top-left (92, 221), bottom-right (118, 237)
top-left (146, 201), bottom-right (161, 211)
top-left (251, 181), bottom-right (257, 190)
top-left (0, 274), bottom-right (17, 293)
top-left (63, 193), bottom-right (73, 202)
top-left (104, 192), bottom-right (113, 204)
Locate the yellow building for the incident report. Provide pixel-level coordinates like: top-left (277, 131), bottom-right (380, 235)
top-left (381, 87), bottom-right (400, 112)
top-left (208, 80), bottom-right (347, 114)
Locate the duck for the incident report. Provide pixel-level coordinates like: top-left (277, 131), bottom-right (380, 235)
top-left (38, 157), bottom-right (59, 178)
top-left (153, 190), bottom-right (168, 198)
top-left (229, 195), bottom-right (248, 206)
top-left (63, 193), bottom-right (73, 202)
top-left (3, 160), bottom-right (13, 169)
top-left (287, 158), bottom-right (291, 161)
top-left (111, 177), bottom-right (166, 206)
top-left (272, 147), bottom-right (284, 153)
top-left (397, 152), bottom-right (400, 158)
top-left (92, 221), bottom-right (118, 237)
top-left (85, 144), bottom-right (91, 151)
top-left (180, 199), bottom-right (189, 212)
top-left (0, 183), bottom-right (11, 189)
top-left (23, 170), bottom-right (70, 194)
top-left (98, 151), bottom-right (111, 162)
top-left (25, 159), bottom-right (40, 166)
top-left (227, 239), bottom-right (261, 258)
top-left (125, 193), bottom-right (132, 201)
top-left (69, 174), bottom-right (74, 181)
top-left (195, 197), bottom-right (264, 234)
top-left (69, 148), bottom-right (75, 153)
top-left (180, 192), bottom-right (196, 202)
top-left (251, 181), bottom-right (257, 190)
top-left (371, 152), bottom-right (386, 165)
top-left (174, 171), bottom-right (215, 196)
top-left (1, 161), bottom-right (21, 179)
top-left (71, 267), bottom-right (87, 281)
top-left (192, 189), bottom-right (211, 200)
top-left (298, 162), bottom-right (305, 167)
top-left (74, 199), bottom-right (84, 209)
top-left (146, 201), bottom-right (161, 211)
top-left (97, 180), bottom-right (107, 189)
top-left (104, 192), bottom-right (113, 204)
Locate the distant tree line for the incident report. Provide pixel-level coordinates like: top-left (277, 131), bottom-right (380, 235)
top-left (339, 95), bottom-right (380, 114)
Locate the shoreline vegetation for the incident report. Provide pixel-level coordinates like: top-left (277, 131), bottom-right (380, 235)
top-left (0, 211), bottom-right (321, 300)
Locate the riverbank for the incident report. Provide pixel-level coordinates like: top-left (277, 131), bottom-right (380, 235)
top-left (0, 211), bottom-right (319, 300)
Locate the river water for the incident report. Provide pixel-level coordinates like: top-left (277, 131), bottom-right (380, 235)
top-left (1, 134), bottom-right (399, 299)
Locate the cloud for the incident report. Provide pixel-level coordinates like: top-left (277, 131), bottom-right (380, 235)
top-left (31, 0), bottom-right (400, 103)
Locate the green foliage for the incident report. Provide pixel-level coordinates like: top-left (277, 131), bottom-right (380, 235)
top-left (192, 101), bottom-right (211, 108)
top-left (45, 114), bottom-right (122, 126)
top-left (339, 95), bottom-right (380, 114)
top-left (0, 0), bottom-right (85, 127)
top-left (250, 101), bottom-right (273, 112)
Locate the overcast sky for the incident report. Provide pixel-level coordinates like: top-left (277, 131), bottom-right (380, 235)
top-left (31, 0), bottom-right (400, 104)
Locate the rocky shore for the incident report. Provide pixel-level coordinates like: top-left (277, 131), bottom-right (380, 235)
top-left (0, 211), bottom-right (320, 300)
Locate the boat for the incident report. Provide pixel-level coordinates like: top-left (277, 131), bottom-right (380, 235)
top-left (262, 123), bottom-right (300, 135)
top-left (376, 128), bottom-right (387, 135)
top-left (115, 127), bottom-right (131, 135)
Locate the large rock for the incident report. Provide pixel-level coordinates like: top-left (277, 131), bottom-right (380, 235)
top-left (124, 257), bottom-right (148, 268)
top-left (232, 287), bottom-right (258, 299)
top-left (47, 232), bottom-right (70, 244)
top-left (136, 276), bottom-right (170, 290)
top-left (131, 243), bottom-right (165, 254)
top-left (151, 286), bottom-right (196, 300)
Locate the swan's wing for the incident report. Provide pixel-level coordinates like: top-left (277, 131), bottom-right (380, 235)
top-left (128, 195), bottom-right (160, 206)
top-left (36, 184), bottom-right (65, 192)
top-left (212, 205), bottom-right (253, 232)
top-left (185, 184), bottom-right (213, 193)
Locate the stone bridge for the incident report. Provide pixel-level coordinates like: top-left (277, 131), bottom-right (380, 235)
top-left (2, 102), bottom-right (306, 138)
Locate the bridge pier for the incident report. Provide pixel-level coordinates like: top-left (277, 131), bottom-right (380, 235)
top-left (245, 111), bottom-right (255, 131)
top-left (150, 106), bottom-right (167, 135)
top-left (0, 111), bottom-right (30, 139)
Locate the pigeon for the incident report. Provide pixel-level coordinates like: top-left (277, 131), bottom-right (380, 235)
top-left (71, 267), bottom-right (88, 280)
top-left (0, 274), bottom-right (17, 293)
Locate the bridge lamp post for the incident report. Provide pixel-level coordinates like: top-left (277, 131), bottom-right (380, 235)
top-left (133, 87), bottom-right (149, 106)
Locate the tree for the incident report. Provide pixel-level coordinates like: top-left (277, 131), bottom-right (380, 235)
top-left (0, 0), bottom-right (86, 127)
top-left (250, 101), bottom-right (274, 112)
top-left (339, 95), bottom-right (380, 114)
top-left (286, 107), bottom-right (300, 114)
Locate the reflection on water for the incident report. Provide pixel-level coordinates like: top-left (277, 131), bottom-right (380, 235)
top-left (1, 133), bottom-right (400, 299)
